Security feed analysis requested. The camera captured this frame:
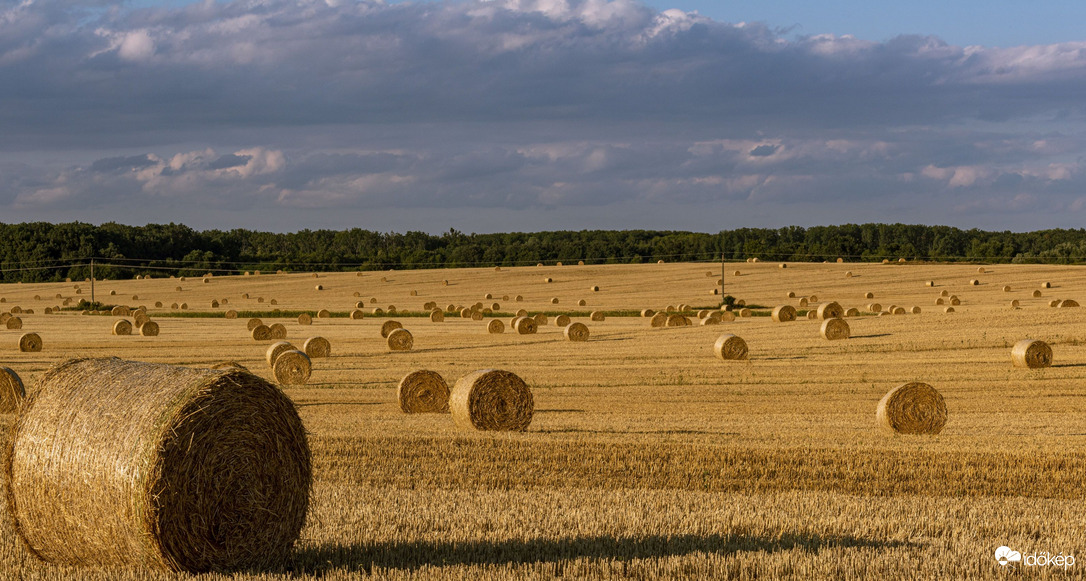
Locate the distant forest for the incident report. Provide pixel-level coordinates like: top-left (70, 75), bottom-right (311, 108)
top-left (2, 222), bottom-right (1086, 282)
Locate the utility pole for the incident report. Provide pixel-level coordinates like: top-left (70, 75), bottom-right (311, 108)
top-left (720, 253), bottom-right (725, 307)
top-left (90, 258), bottom-right (95, 307)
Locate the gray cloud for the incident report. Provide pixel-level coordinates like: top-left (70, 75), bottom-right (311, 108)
top-left (0, 0), bottom-right (1085, 231)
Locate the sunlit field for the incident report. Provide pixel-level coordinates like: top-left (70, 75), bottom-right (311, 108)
top-left (2, 260), bottom-right (1085, 579)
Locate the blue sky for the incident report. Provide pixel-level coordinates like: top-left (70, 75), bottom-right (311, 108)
top-left (2, 0), bottom-right (1085, 233)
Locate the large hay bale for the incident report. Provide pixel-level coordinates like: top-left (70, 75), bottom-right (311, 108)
top-left (771, 305), bottom-right (797, 322)
top-left (969, 279), bottom-right (979, 286)
top-left (139, 321), bottom-right (160, 337)
top-left (113, 319), bottom-right (133, 336)
top-left (564, 322), bottom-right (589, 342)
top-left (19, 333), bottom-right (42, 353)
top-left (268, 324), bottom-right (287, 340)
top-left (944, 306), bottom-right (955, 313)
top-left (949, 297), bottom-right (961, 306)
top-left (251, 325), bottom-right (272, 341)
top-left (397, 370), bottom-right (450, 414)
top-left (940, 290), bottom-right (950, 297)
top-left (666, 314), bottom-right (688, 327)
top-left (806, 310), bottom-right (818, 320)
top-left (550, 297), bottom-right (559, 304)
top-left (590, 311), bottom-right (605, 322)
top-left (273, 350), bottom-right (312, 385)
top-left (649, 312), bottom-right (668, 327)
top-left (429, 310), bottom-right (444, 323)
top-left (449, 369), bottom-right (533, 432)
top-left (7, 316), bottom-right (23, 330)
top-left (876, 382), bottom-right (947, 435)
top-left (387, 328), bottom-right (414, 351)
top-left (5, 357), bottom-right (310, 572)
top-left (515, 308), bottom-right (529, 318)
top-left (816, 301), bottom-right (844, 320)
top-left (819, 318), bottom-right (850, 340)
top-left (302, 337), bottom-right (331, 358)
top-left (554, 314), bottom-right (571, 327)
top-left (487, 319), bottom-right (504, 334)
top-left (713, 334), bottom-right (748, 360)
top-left (0, 366), bottom-right (25, 412)
top-left (380, 320), bottom-right (403, 338)
top-left (266, 342), bottom-right (296, 367)
top-left (1011, 339), bottom-right (1052, 369)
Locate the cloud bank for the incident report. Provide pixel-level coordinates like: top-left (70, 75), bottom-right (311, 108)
top-left (1, 0), bottom-right (1085, 231)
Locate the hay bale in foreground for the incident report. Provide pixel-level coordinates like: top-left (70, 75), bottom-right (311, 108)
top-left (5, 357), bottom-right (310, 572)
top-left (819, 318), bottom-right (850, 340)
top-left (1011, 339), bottom-right (1052, 369)
top-left (713, 334), bottom-right (748, 360)
top-left (564, 322), bottom-right (589, 342)
top-left (381, 320), bottom-right (403, 338)
top-left (487, 319), bottom-right (504, 334)
top-left (449, 369), bottom-right (533, 432)
top-left (266, 342), bottom-right (296, 367)
top-left (139, 321), bottom-right (160, 337)
top-left (18, 333), bottom-right (42, 353)
top-left (876, 382), bottom-right (947, 435)
top-left (273, 350), bottom-right (312, 385)
top-left (398, 370), bottom-right (450, 413)
top-left (387, 328), bottom-right (414, 351)
top-left (0, 366), bottom-right (26, 413)
top-left (303, 337), bottom-right (331, 358)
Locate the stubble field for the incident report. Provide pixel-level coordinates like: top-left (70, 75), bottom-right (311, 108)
top-left (1, 260), bottom-right (1084, 579)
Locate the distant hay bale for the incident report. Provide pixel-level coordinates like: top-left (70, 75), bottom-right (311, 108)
top-left (138, 321), bottom-right (159, 337)
top-left (269, 300), bottom-right (278, 306)
top-left (864, 292), bottom-right (874, 299)
top-left (700, 316), bottom-right (720, 326)
top-left (175, 286), bottom-right (182, 292)
top-left (210, 300), bottom-right (219, 309)
top-left (697, 310), bottom-right (711, 319)
top-left (514, 317), bottom-right (537, 335)
top-left (650, 313), bottom-right (668, 327)
top-left (370, 298), bottom-right (378, 304)
top-left (1048, 299), bottom-right (1060, 307)
top-left (666, 314), bottom-right (689, 327)
top-left (387, 328), bottom-right (414, 351)
top-left (348, 309), bottom-right (363, 320)
top-left (268, 324), bottom-right (287, 340)
top-left (397, 370), bottom-right (450, 414)
top-left (372, 307), bottom-right (385, 316)
top-left (1042, 282), bottom-right (1052, 288)
top-left (1033, 290), bottom-right (1043, 298)
top-left (807, 295), bottom-right (817, 303)
top-left (713, 334), bottom-right (748, 360)
top-left (314, 285), bottom-right (323, 291)
top-left (787, 291), bottom-right (796, 298)
top-left (641, 308), bottom-right (656, 317)
top-left (266, 341), bottom-right (296, 367)
top-left (798, 297), bottom-right (809, 307)
top-left (109, 290), bottom-right (117, 296)
top-left (471, 311), bottom-right (484, 321)
top-left (943, 307), bottom-right (955, 313)
top-left (1011, 339), bottom-right (1052, 368)
top-left (550, 297), bottom-right (559, 304)
top-left (772, 305), bottom-right (797, 322)
top-left (816, 301), bottom-right (844, 320)
top-left (180, 303), bottom-right (188, 310)
top-left (709, 289), bottom-right (720, 296)
top-left (5, 358), bottom-right (310, 572)
top-left (590, 285), bottom-right (600, 292)
top-left (925, 281), bottom-right (934, 287)
top-left (242, 293), bottom-right (250, 299)
top-left (719, 311), bottom-right (736, 322)
top-left (1010, 299), bottom-right (1020, 308)
top-left (554, 314), bottom-right (571, 327)
top-left (806, 310), bottom-right (817, 320)
top-left (409, 290), bottom-right (417, 296)
top-left (949, 297), bottom-right (961, 306)
top-left (515, 308), bottom-right (528, 318)
top-left (380, 320), bottom-right (403, 338)
top-left (898, 258), bottom-right (906, 263)
top-left (882, 259), bottom-right (889, 264)
top-left (273, 350), bottom-right (312, 385)
top-left (738, 308), bottom-right (751, 318)
top-left (935, 298), bottom-right (944, 305)
top-left (845, 307), bottom-right (860, 317)
top-left (910, 306), bottom-right (921, 314)
top-left (429, 310), bottom-right (444, 322)
top-left (298, 313), bottom-right (313, 325)
top-left (303, 337), bottom-right (331, 358)
top-left (1003, 285), bottom-right (1011, 292)
top-left (876, 382), bottom-right (947, 435)
top-left (43, 307), bottom-right (52, 315)
top-left (515, 295), bottom-right (523, 302)
top-left (779, 263), bottom-right (787, 269)
top-left (492, 302), bottom-right (501, 311)
top-left (940, 290), bottom-right (949, 297)
top-left (134, 312), bottom-right (150, 327)
top-left (564, 322), bottom-right (590, 341)
top-left (0, 366), bottom-right (26, 412)
top-left (845, 271), bottom-right (853, 278)
top-left (257, 298), bottom-right (264, 304)
top-left (487, 319), bottom-right (504, 334)
top-left (19, 333), bottom-right (42, 352)
top-left (733, 270), bottom-right (741, 276)
top-left (316, 309), bottom-right (331, 319)
top-left (969, 279), bottom-right (979, 286)
top-left (892, 306), bottom-right (906, 315)
top-left (578, 299), bottom-right (588, 306)
top-left (1059, 299), bottom-right (1079, 308)
top-left (112, 320), bottom-right (133, 336)
top-left (590, 311), bottom-right (605, 322)
top-left (459, 307), bottom-right (472, 319)
top-left (111, 306), bottom-right (131, 317)
top-left (819, 318), bottom-right (850, 340)
top-left (544, 277), bottom-right (552, 283)
top-left (532, 313), bottom-right (548, 326)
top-left (247, 318), bottom-right (263, 331)
top-left (251, 325), bottom-right (272, 341)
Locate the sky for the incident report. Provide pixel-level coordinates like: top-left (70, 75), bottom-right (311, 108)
top-left (2, 0), bottom-right (1086, 234)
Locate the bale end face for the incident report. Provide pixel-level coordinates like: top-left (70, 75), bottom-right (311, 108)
top-left (713, 334), bottom-right (748, 360)
top-left (449, 369), bottom-right (533, 431)
top-left (1011, 339), bottom-right (1052, 369)
top-left (398, 370), bottom-right (450, 413)
top-left (876, 382), bottom-right (947, 435)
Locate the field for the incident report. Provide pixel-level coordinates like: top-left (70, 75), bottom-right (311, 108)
top-left (1, 261), bottom-right (1085, 579)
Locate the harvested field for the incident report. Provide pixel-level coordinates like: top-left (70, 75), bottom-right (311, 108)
top-left (0, 261), bottom-right (1085, 579)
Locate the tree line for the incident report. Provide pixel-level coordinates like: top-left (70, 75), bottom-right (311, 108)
top-left (1, 221), bottom-right (1084, 282)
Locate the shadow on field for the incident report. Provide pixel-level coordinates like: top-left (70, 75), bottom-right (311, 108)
top-left (289, 532), bottom-right (915, 574)
top-left (536, 428), bottom-right (738, 436)
top-left (851, 334), bottom-right (892, 339)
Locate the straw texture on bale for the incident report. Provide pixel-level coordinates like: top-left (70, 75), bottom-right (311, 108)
top-left (5, 357), bottom-right (311, 572)
top-left (816, 301), bottom-right (844, 320)
top-left (533, 313), bottom-right (548, 326)
top-left (0, 366), bottom-right (26, 413)
top-left (564, 322), bottom-right (590, 342)
top-left (820, 318), bottom-right (850, 340)
top-left (138, 321), bottom-right (160, 337)
top-left (268, 324), bottom-right (287, 340)
top-left (298, 313), bottom-right (312, 325)
top-left (429, 310), bottom-right (444, 322)
top-left (798, 298), bottom-right (808, 307)
top-left (554, 315), bottom-right (570, 327)
top-left (224, 310), bottom-right (238, 320)
top-left (266, 342), bottom-right (296, 367)
top-left (1059, 299), bottom-right (1079, 307)
top-left (387, 328), bottom-right (414, 351)
top-left (273, 350), bottom-right (312, 385)
top-left (650, 312), bottom-right (667, 327)
top-left (738, 308), bottom-right (752, 318)
top-left (515, 309), bottom-right (528, 318)
top-left (944, 307), bottom-right (955, 313)
top-left (845, 307), bottom-right (860, 317)
top-left (135, 312), bottom-right (151, 327)
top-left (471, 311), bottom-right (484, 321)
top-left (317, 309), bottom-right (331, 319)
top-left (113, 319), bottom-right (133, 336)
top-left (303, 337), bottom-right (331, 358)
top-left (876, 382), bottom-right (947, 435)
top-left (210, 361), bottom-right (248, 371)
top-left (449, 369), bottom-right (533, 432)
top-left (19, 333), bottom-right (42, 352)
top-left (1033, 290), bottom-right (1043, 298)
top-left (6, 316), bottom-right (22, 330)
top-left (397, 370), bottom-right (450, 413)
top-left (251, 325), bottom-right (272, 341)
top-left (771, 305), bottom-right (797, 322)
top-left (590, 311), bottom-right (605, 322)
top-left (666, 314), bottom-right (688, 327)
top-left (1011, 339), bottom-right (1052, 369)
top-left (247, 318), bottom-right (263, 331)
top-left (806, 310), bottom-right (818, 320)
top-left (381, 320), bottom-right (403, 338)
top-left (713, 334), bottom-right (748, 360)
top-left (720, 311), bottom-right (736, 322)
top-left (641, 309), bottom-right (656, 317)
top-left (514, 317), bottom-right (537, 335)
top-left (487, 319), bottom-right (504, 334)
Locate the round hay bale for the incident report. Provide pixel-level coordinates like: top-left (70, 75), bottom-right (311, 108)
top-left (806, 295), bottom-right (817, 303)
top-left (109, 290), bottom-right (117, 296)
top-left (819, 318), bottom-right (850, 341)
top-left (787, 291), bottom-right (796, 298)
top-left (370, 298), bottom-right (378, 304)
top-left (892, 306), bottom-right (906, 315)
top-left (133, 311), bottom-right (150, 327)
top-left (935, 298), bottom-right (944, 306)
top-left (949, 297), bottom-right (961, 306)
top-left (779, 263), bottom-right (787, 269)
top-left (209, 300), bottom-right (219, 309)
top-left (650, 313), bottom-right (667, 327)
top-left (738, 308), bottom-right (751, 318)
top-left (590, 285), bottom-right (600, 292)
top-left (554, 314), bottom-right (571, 327)
top-left (590, 311), bottom-right (605, 322)
top-left (845, 307), bottom-right (860, 317)
top-left (5, 358), bottom-right (310, 572)
top-left (492, 302), bottom-right (501, 311)
top-left (771, 305), bottom-right (797, 322)
top-left (1042, 282), bottom-right (1052, 289)
top-left (1003, 285), bottom-right (1011, 292)
top-left (1011, 339), bottom-right (1052, 369)
top-left (910, 306), bottom-right (921, 314)
top-left (409, 290), bottom-right (417, 297)
top-left (733, 270), bottom-right (741, 276)
top-left (697, 310), bottom-right (711, 319)
top-left (111, 306), bottom-right (131, 317)
top-left (429, 310), bottom-right (444, 322)
top-left (242, 293), bottom-right (250, 299)
top-left (514, 308), bottom-right (528, 318)
top-left (380, 320), bottom-right (403, 338)
top-left (298, 313), bottom-right (313, 326)
top-left (316, 309), bottom-right (331, 319)
top-left (347, 309), bottom-right (363, 320)
top-left (179, 303), bottom-right (188, 310)
top-left (113, 319), bottom-right (133, 336)
top-left (578, 299), bottom-right (588, 306)
top-left (816, 301), bottom-right (844, 320)
top-left (564, 322), bottom-right (590, 342)
top-left (514, 317), bottom-right (537, 335)
top-left (257, 298), bottom-right (264, 304)
top-left (1010, 299), bottom-right (1020, 308)
top-left (806, 310), bottom-right (818, 320)
top-left (533, 313), bottom-right (548, 326)
top-left (550, 297), bottom-right (559, 304)
top-left (1033, 290), bottom-right (1043, 298)
top-left (6, 316), bottom-right (22, 330)
top-left (273, 350), bottom-right (312, 385)
top-left (397, 370), bottom-right (450, 414)
top-left (0, 366), bottom-right (25, 412)
top-left (139, 321), bottom-right (160, 337)
top-left (155, 301), bottom-right (163, 308)
top-left (224, 310), bottom-right (238, 320)
top-left (43, 307), bottom-right (52, 315)
top-left (876, 382), bottom-right (947, 435)
top-left (247, 318), bottom-right (263, 331)
top-left (449, 369), bottom-right (533, 432)
top-left (544, 277), bottom-right (552, 283)
top-left (719, 311), bottom-right (736, 322)
top-left (969, 279), bottom-right (979, 286)
top-left (925, 281), bottom-right (934, 287)
top-left (387, 328), bottom-right (414, 351)
top-left (845, 271), bottom-right (853, 278)
top-left (251, 325), bottom-right (272, 341)
top-left (515, 295), bottom-right (523, 302)
top-left (713, 334), bottom-right (748, 360)
top-left (666, 314), bottom-right (687, 327)
top-left (268, 324), bottom-right (287, 340)
top-left (977, 267), bottom-right (986, 274)
top-left (1048, 299), bottom-right (1060, 308)
top-left (302, 337), bottom-right (331, 358)
top-left (487, 319), bottom-right (505, 334)
top-left (470, 311), bottom-right (484, 321)
top-left (700, 316), bottom-right (720, 326)
top-left (459, 307), bottom-right (472, 319)
top-left (269, 300), bottom-right (278, 306)
top-left (19, 333), bottom-right (42, 352)
top-left (940, 290), bottom-right (950, 297)
top-left (641, 308), bottom-right (656, 317)
top-left (898, 258), bottom-right (906, 263)
top-left (864, 292), bottom-right (875, 299)
top-left (798, 297), bottom-right (808, 307)
top-left (266, 342), bottom-right (296, 367)
top-left (944, 306), bottom-right (955, 313)
top-left (372, 307), bottom-right (385, 316)
top-left (1059, 299), bottom-right (1079, 308)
